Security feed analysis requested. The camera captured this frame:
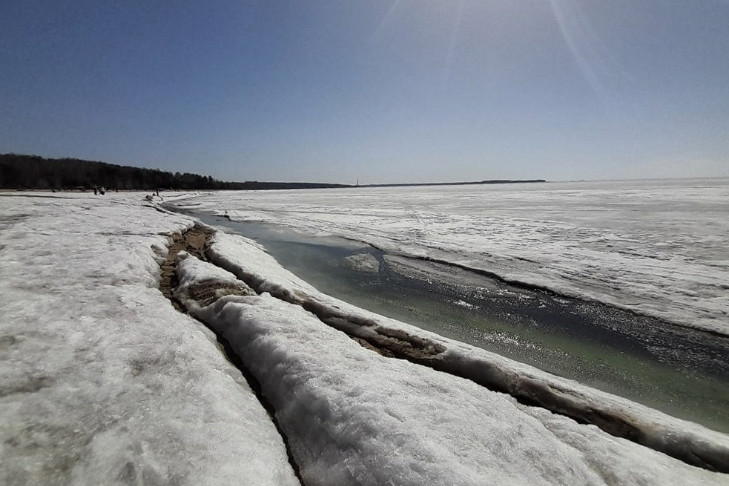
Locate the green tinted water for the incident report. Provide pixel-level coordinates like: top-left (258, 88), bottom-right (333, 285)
top-left (189, 211), bottom-right (729, 433)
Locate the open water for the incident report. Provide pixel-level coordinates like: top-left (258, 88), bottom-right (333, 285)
top-left (166, 180), bottom-right (729, 433)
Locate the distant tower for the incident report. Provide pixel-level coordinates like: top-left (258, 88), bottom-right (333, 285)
top-left (356, 178), bottom-right (359, 187)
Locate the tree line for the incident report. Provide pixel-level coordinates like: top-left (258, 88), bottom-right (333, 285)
top-left (0, 154), bottom-right (349, 191)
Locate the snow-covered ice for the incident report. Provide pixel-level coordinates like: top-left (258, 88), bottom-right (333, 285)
top-left (171, 179), bottom-right (729, 336)
top-left (342, 252), bottom-right (381, 274)
top-left (0, 193), bottom-right (298, 485)
top-left (3, 189), bottom-right (728, 485)
top-left (202, 231), bottom-right (729, 468)
top-left (175, 247), bottom-right (728, 485)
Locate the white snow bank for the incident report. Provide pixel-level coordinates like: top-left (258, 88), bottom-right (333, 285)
top-left (0, 193), bottom-right (298, 485)
top-left (204, 230), bottom-right (729, 473)
top-left (175, 253), bottom-right (727, 485)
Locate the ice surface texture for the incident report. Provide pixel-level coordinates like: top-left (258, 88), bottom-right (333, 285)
top-left (175, 248), bottom-right (728, 485)
top-left (0, 193), bottom-right (298, 485)
top-left (3, 189), bottom-right (727, 485)
top-left (201, 231), bottom-right (729, 471)
top-left (176, 179), bottom-right (729, 336)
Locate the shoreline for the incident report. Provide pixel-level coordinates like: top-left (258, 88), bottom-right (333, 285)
top-left (171, 219), bottom-right (729, 474)
top-left (172, 204), bottom-right (729, 433)
top-left (2, 191), bottom-right (728, 484)
top-left (165, 180), bottom-right (729, 339)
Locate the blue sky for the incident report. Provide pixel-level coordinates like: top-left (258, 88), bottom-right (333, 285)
top-left (1, 1), bottom-right (728, 183)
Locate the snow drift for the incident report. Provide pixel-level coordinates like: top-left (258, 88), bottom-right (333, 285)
top-left (174, 232), bottom-right (729, 484)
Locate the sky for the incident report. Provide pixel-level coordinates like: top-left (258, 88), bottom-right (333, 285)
top-left (1, 0), bottom-right (728, 184)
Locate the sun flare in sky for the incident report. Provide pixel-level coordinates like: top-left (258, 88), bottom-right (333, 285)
top-left (1, 1), bottom-right (728, 183)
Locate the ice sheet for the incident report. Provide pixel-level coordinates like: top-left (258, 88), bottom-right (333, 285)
top-left (172, 179), bottom-right (729, 336)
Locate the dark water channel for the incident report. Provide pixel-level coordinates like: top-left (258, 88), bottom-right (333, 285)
top-left (176, 207), bottom-right (729, 433)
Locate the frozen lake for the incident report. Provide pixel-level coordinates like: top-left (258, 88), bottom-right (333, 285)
top-left (167, 178), bottom-right (729, 431)
top-left (4, 191), bottom-right (727, 484)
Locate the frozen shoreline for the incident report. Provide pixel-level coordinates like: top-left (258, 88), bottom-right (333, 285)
top-left (168, 179), bottom-right (729, 337)
top-left (2, 192), bottom-right (728, 484)
top-left (186, 228), bottom-right (729, 474)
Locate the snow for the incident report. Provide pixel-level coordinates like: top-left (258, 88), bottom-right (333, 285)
top-left (174, 251), bottom-right (728, 485)
top-left (170, 179), bottom-right (729, 336)
top-left (3, 189), bottom-right (728, 485)
top-left (0, 192), bottom-right (298, 485)
top-left (199, 228), bottom-right (729, 473)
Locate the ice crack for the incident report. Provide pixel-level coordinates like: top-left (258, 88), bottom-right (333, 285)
top-left (156, 224), bottom-right (304, 485)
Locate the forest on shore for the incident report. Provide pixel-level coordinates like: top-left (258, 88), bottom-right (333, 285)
top-left (0, 154), bottom-right (349, 191)
top-left (1, 153), bottom-right (546, 192)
